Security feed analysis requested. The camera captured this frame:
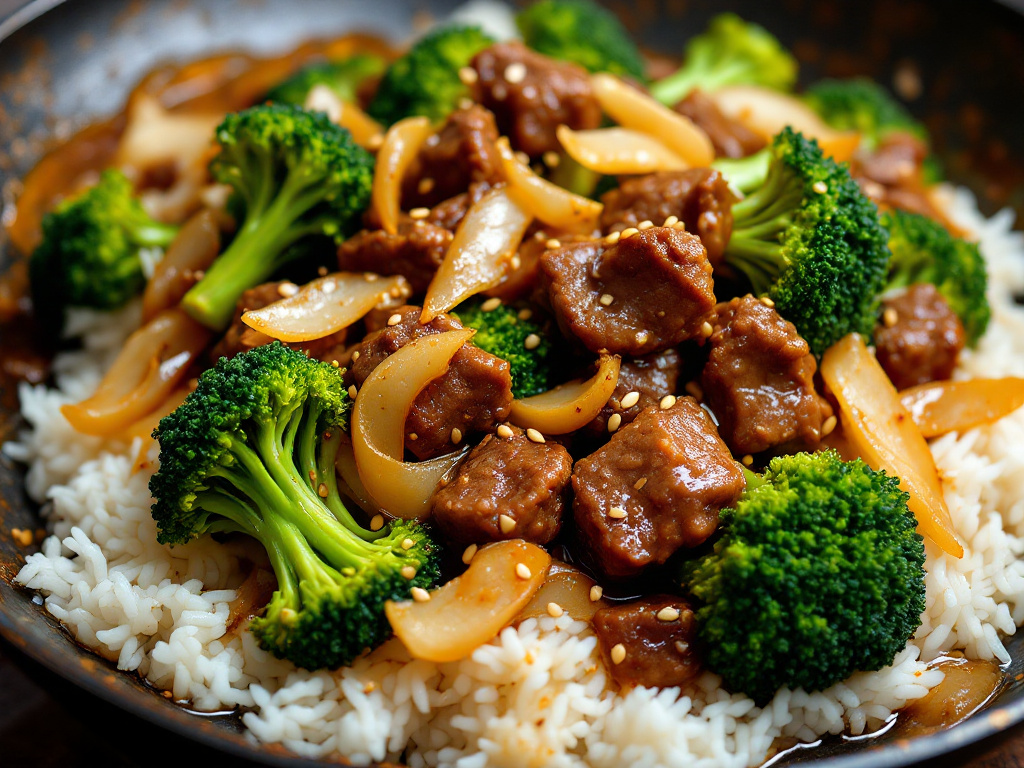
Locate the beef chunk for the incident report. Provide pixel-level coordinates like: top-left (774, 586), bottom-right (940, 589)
top-left (402, 105), bottom-right (503, 210)
top-left (431, 425), bottom-right (572, 545)
top-left (599, 169), bottom-right (736, 267)
top-left (585, 349), bottom-right (682, 436)
top-left (592, 596), bottom-right (702, 689)
top-left (674, 89), bottom-right (766, 159)
top-left (337, 216), bottom-right (453, 295)
top-left (472, 42), bottom-right (602, 158)
top-left (874, 283), bottom-right (966, 390)
top-left (540, 226), bottom-right (716, 356)
top-left (701, 295), bottom-right (833, 455)
top-left (572, 397), bottom-right (746, 578)
top-left (350, 305), bottom-right (514, 459)
top-left (424, 182), bottom-right (492, 232)
top-left (852, 131), bottom-right (948, 224)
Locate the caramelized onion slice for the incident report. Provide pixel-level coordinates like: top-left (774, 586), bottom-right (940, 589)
top-left (421, 187), bottom-right (532, 323)
top-left (242, 272), bottom-right (411, 342)
top-left (557, 126), bottom-right (689, 175)
top-left (591, 73), bottom-right (715, 168)
top-left (116, 94), bottom-right (222, 171)
top-left (142, 209), bottom-right (221, 322)
top-left (372, 116), bottom-right (433, 235)
top-left (335, 437), bottom-right (386, 518)
top-left (820, 334), bottom-right (963, 558)
top-left (509, 355), bottom-right (621, 434)
top-left (900, 377), bottom-right (1024, 439)
top-left (352, 329), bottom-right (473, 519)
top-left (516, 560), bottom-right (608, 623)
top-left (304, 84), bottom-right (384, 148)
top-left (386, 540), bottom-right (551, 662)
top-left (496, 138), bottom-right (601, 234)
top-left (61, 309), bottom-right (212, 437)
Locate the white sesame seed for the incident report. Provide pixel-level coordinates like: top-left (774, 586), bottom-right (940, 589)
top-left (409, 207), bottom-right (430, 220)
top-left (418, 177), bottom-right (435, 195)
top-left (599, 293), bottom-right (614, 306)
top-left (363, 681), bottom-right (377, 693)
top-left (659, 395), bottom-right (677, 410)
top-left (742, 454), bottom-right (754, 467)
top-left (610, 643), bottom-right (627, 664)
top-left (701, 320), bottom-right (714, 337)
top-left (517, 308), bottom-right (533, 321)
top-left (607, 413), bottom-right (622, 432)
top-left (367, 134), bottom-right (384, 150)
top-left (515, 562), bottom-right (532, 580)
top-left (620, 391), bottom-right (640, 409)
top-left (515, 150), bottom-right (530, 165)
top-left (761, 296), bottom-right (775, 308)
top-left (499, 514), bottom-right (516, 534)
top-left (547, 602), bottom-right (564, 618)
top-left (504, 62), bottom-right (527, 83)
top-left (408, 432), bottom-right (419, 441)
top-left (546, 238), bottom-right (562, 249)
top-left (401, 537), bottom-right (415, 550)
top-left (542, 151), bottom-right (561, 168)
top-left (637, 220), bottom-right (654, 230)
top-left (524, 333), bottom-right (541, 350)
top-left (401, 565), bottom-right (417, 580)
top-left (813, 181), bottom-right (828, 194)
top-left (348, 384), bottom-right (358, 399)
top-left (634, 477), bottom-right (648, 490)
top-left (451, 427), bottom-right (463, 445)
top-left (351, 350), bottom-right (360, 361)
top-left (590, 585), bottom-right (604, 602)
top-left (331, 360), bottom-right (340, 368)
top-left (657, 606), bottom-right (681, 622)
top-left (387, 313), bottom-right (403, 326)
top-left (605, 231), bottom-right (621, 245)
top-left (411, 586), bottom-right (431, 602)
top-left (481, 296), bottom-right (502, 312)
top-left (462, 543), bottom-right (478, 564)
top-left (635, 330), bottom-right (649, 345)
top-left (321, 279), bottom-right (337, 294)
top-left (620, 227), bottom-right (639, 239)
top-left (458, 96), bottom-right (475, 110)
top-left (370, 514), bottom-right (384, 531)
top-left (497, 424), bottom-right (514, 439)
top-left (822, 414), bottom-right (838, 436)
top-left (458, 66), bottom-right (478, 85)
top-left (675, 640), bottom-right (690, 655)
top-left (318, 483), bottom-right (329, 498)
top-left (883, 307), bottom-right (899, 328)
top-left (526, 428), bottom-right (545, 444)
top-left (278, 282), bottom-right (299, 298)
top-left (663, 215), bottom-right (679, 227)
top-left (317, 266), bottom-right (328, 277)
top-left (608, 506), bottom-right (627, 519)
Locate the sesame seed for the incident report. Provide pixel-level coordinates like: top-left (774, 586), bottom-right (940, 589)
top-left (401, 565), bottom-right (417, 580)
top-left (590, 585), bottom-right (604, 602)
top-left (637, 219), bottom-right (654, 230)
top-left (411, 586), bottom-right (431, 602)
top-left (497, 424), bottom-right (514, 439)
top-left (459, 66), bottom-right (478, 85)
top-left (883, 307), bottom-right (899, 327)
top-left (542, 151), bottom-right (561, 168)
top-left (11, 528), bottom-right (33, 547)
top-left (524, 333), bottom-right (541, 350)
top-left (672, 221), bottom-right (687, 230)
top-left (813, 181), bottom-right (828, 194)
top-left (685, 381), bottom-right (703, 400)
top-left (408, 432), bottom-right (419, 441)
top-left (278, 282), bottom-right (299, 298)
top-left (546, 238), bottom-right (562, 249)
top-left (331, 360), bottom-right (340, 368)
top-left (462, 543), bottom-right (478, 564)
top-left (499, 513), bottom-right (516, 534)
top-left (318, 266), bottom-right (328, 277)
top-left (605, 231), bottom-right (621, 245)
top-left (370, 514), bottom-right (385, 531)
top-left (321, 279), bottom-right (337, 294)
top-left (659, 395), bottom-right (677, 410)
top-left (401, 538), bottom-right (415, 550)
top-left (610, 643), bottom-right (627, 665)
top-left (674, 640), bottom-right (690, 655)
top-left (663, 215), bottom-right (679, 227)
top-left (318, 483), bottom-right (329, 498)
top-left (599, 293), bottom-right (614, 306)
top-left (607, 413), bottom-right (622, 432)
top-left (635, 330), bottom-right (649, 345)
top-left (608, 506), bottom-right (627, 519)
top-left (458, 96), bottom-right (475, 110)
top-left (761, 296), bottom-right (775, 308)
top-left (481, 296), bottom-right (502, 312)
top-left (547, 602), bottom-right (564, 618)
top-left (352, 350), bottom-right (360, 361)
top-left (504, 62), bottom-right (527, 83)
top-left (387, 313), bottom-right (403, 326)
top-left (451, 427), bottom-right (463, 445)
top-left (409, 207), bottom-right (430, 220)
top-left (418, 177), bottom-right (435, 195)
top-left (515, 562), bottom-right (532, 580)
top-left (620, 227), bottom-right (639, 239)
top-left (822, 414), bottom-right (838, 436)
top-left (742, 454), bottom-right (754, 466)
top-left (367, 134), bottom-right (384, 150)
top-left (634, 477), bottom-right (648, 490)
top-left (515, 150), bottom-right (531, 165)
top-left (657, 606), bottom-right (681, 622)
top-left (518, 308), bottom-right (533, 321)
top-left (620, 391), bottom-right (640, 409)
top-left (526, 428), bottom-right (545, 443)
top-left (363, 681), bottom-right (377, 693)
top-left (701, 320), bottom-right (714, 337)
top-left (348, 385), bottom-right (358, 399)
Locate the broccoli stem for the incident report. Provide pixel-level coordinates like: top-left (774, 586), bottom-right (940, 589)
top-left (649, 57), bottom-right (746, 106)
top-left (131, 220), bottom-right (181, 248)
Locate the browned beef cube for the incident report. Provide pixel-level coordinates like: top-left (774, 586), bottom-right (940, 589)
top-left (572, 398), bottom-right (746, 578)
top-left (539, 227), bottom-right (716, 356)
top-left (431, 425), bottom-right (572, 545)
top-left (674, 89), bottom-right (766, 159)
top-left (700, 295), bottom-right (833, 456)
top-left (874, 283), bottom-right (966, 390)
top-left (584, 349), bottom-right (682, 436)
top-left (471, 42), bottom-right (602, 158)
top-left (337, 217), bottom-right (453, 295)
top-left (592, 596), bottom-right (702, 689)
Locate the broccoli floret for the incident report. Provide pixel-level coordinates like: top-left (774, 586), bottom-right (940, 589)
top-left (711, 147), bottom-right (771, 195)
top-left (805, 78), bottom-right (927, 151)
top-left (516, 0), bottom-right (645, 80)
top-left (181, 104), bottom-right (373, 330)
top-left (722, 128), bottom-right (891, 355)
top-left (883, 209), bottom-right (990, 345)
top-left (263, 54), bottom-right (387, 107)
top-left (149, 342), bottom-right (439, 670)
top-left (367, 25), bottom-right (495, 126)
top-left (650, 13), bottom-right (797, 107)
top-left (681, 450), bottom-right (926, 703)
top-left (455, 300), bottom-right (555, 398)
top-left (30, 169), bottom-right (178, 331)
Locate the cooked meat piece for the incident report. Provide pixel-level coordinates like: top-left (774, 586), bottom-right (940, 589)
top-left (337, 216), bottom-right (453, 295)
top-left (584, 349), bottom-right (682, 436)
top-left (472, 42), bottom-right (602, 158)
top-left (874, 283), bottom-right (966, 390)
top-left (431, 425), bottom-right (572, 545)
top-left (700, 295), bottom-right (833, 455)
top-left (674, 89), bottom-right (766, 159)
top-left (539, 226), bottom-right (716, 356)
top-left (572, 397), bottom-right (746, 578)
top-left (852, 131), bottom-right (949, 225)
top-left (599, 170), bottom-right (736, 267)
top-left (401, 105), bottom-right (503, 210)
top-left (350, 305), bottom-right (514, 459)
top-left (592, 595), bottom-right (702, 689)
top-left (424, 182), bottom-right (493, 232)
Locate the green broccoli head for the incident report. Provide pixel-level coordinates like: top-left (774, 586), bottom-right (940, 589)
top-left (263, 54), bottom-right (387, 107)
top-left (681, 450), bottom-right (926, 703)
top-left (723, 127), bottom-right (892, 355)
top-left (650, 12), bottom-right (798, 106)
top-left (150, 342), bottom-right (439, 669)
top-left (30, 169), bottom-right (178, 331)
top-left (883, 209), bottom-right (990, 345)
top-left (516, 0), bottom-right (645, 80)
top-left (181, 104), bottom-right (374, 330)
top-left (367, 25), bottom-right (495, 126)
top-left (805, 78), bottom-right (928, 151)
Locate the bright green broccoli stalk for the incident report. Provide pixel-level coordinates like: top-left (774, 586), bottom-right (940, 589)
top-left (367, 25), bottom-right (495, 126)
top-left (181, 104), bottom-right (373, 330)
top-left (804, 78), bottom-right (927, 151)
top-left (681, 450), bottom-right (926, 703)
top-left (722, 127), bottom-right (891, 355)
top-left (263, 54), bottom-right (387, 107)
top-left (149, 342), bottom-right (439, 670)
top-left (883, 209), bottom-right (990, 345)
top-left (712, 147), bottom-right (771, 195)
top-left (516, 0), bottom-right (645, 80)
top-left (650, 13), bottom-right (797, 106)
top-left (30, 169), bottom-right (178, 332)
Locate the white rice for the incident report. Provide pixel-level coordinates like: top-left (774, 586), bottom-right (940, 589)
top-left (6, 186), bottom-right (1024, 767)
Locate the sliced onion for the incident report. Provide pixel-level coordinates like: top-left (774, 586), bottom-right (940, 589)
top-left (900, 377), bottom-right (1024, 439)
top-left (304, 84), bottom-right (384, 148)
top-left (495, 138), bottom-right (602, 234)
top-left (591, 73), bottom-right (715, 168)
top-left (516, 560), bottom-right (608, 623)
top-left (142, 209), bottom-right (221, 322)
top-left (335, 437), bottom-right (387, 517)
top-left (820, 333), bottom-right (963, 558)
top-left (509, 355), bottom-right (621, 434)
top-left (371, 116), bottom-right (433, 235)
top-left (386, 540), bottom-right (551, 662)
top-left (115, 94), bottom-right (221, 171)
top-left (557, 125), bottom-right (689, 175)
top-left (708, 86), bottom-right (862, 163)
top-left (242, 272), bottom-right (411, 342)
top-left (352, 329), bottom-right (473, 519)
top-left (61, 309), bottom-right (213, 437)
top-left (420, 187), bottom-right (532, 323)
top-left (122, 385), bottom-right (191, 474)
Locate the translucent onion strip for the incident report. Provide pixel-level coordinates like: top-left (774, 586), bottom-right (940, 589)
top-left (142, 209), bottom-right (221, 322)
top-left (335, 437), bottom-right (387, 518)
top-left (61, 309), bottom-right (213, 437)
top-left (372, 116), bottom-right (433, 235)
top-left (242, 272), bottom-right (411, 342)
top-left (820, 333), bottom-right (963, 558)
top-left (115, 94), bottom-right (222, 172)
top-left (509, 355), bottom-right (621, 434)
top-left (421, 187), bottom-right (532, 323)
top-left (591, 73), bottom-right (715, 168)
top-left (900, 377), bottom-right (1024, 439)
top-left (304, 84), bottom-right (384, 148)
top-left (556, 125), bottom-right (689, 175)
top-left (495, 138), bottom-right (602, 234)
top-left (351, 329), bottom-right (473, 519)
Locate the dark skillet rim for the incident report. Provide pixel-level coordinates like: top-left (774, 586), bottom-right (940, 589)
top-left (1, 0), bottom-right (1024, 766)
